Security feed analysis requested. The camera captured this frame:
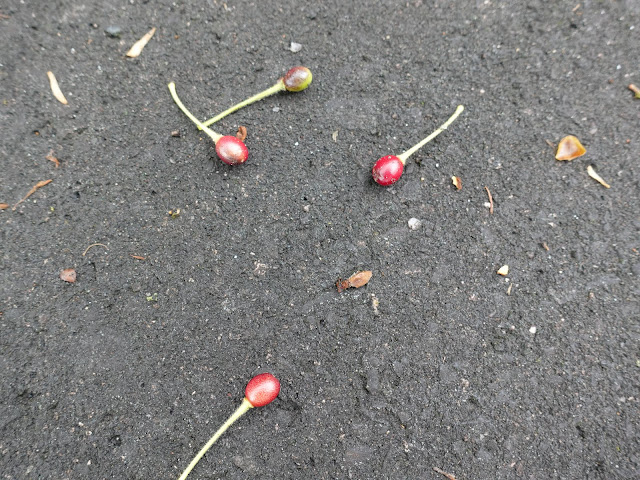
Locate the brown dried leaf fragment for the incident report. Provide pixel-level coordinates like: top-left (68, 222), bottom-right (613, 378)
top-left (126, 27), bottom-right (156, 58)
top-left (60, 268), bottom-right (77, 283)
top-left (484, 186), bottom-right (494, 214)
top-left (451, 176), bottom-right (462, 190)
top-left (46, 149), bottom-right (60, 168)
top-left (555, 135), bottom-right (586, 161)
top-left (433, 466), bottom-right (456, 480)
top-left (235, 126), bottom-right (247, 142)
top-left (336, 270), bottom-right (373, 292)
top-left (47, 71), bottom-right (68, 105)
top-left (587, 165), bottom-right (610, 188)
top-left (348, 270), bottom-right (372, 288)
top-left (12, 179), bottom-right (53, 210)
top-left (0, 203), bottom-right (8, 210)
top-left (130, 255), bottom-right (146, 260)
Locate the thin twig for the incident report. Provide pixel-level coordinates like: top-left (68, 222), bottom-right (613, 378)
top-left (12, 179), bottom-right (53, 210)
top-left (433, 466), bottom-right (456, 480)
top-left (82, 243), bottom-right (109, 256)
top-left (485, 186), bottom-right (494, 214)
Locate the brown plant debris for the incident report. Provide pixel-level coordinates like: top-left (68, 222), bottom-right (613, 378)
top-left (0, 203), bottom-right (8, 210)
top-left (60, 268), bottom-right (77, 283)
top-left (12, 179), bottom-right (53, 210)
top-left (433, 466), bottom-right (456, 480)
top-left (542, 242), bottom-right (550, 251)
top-left (336, 270), bottom-right (373, 292)
top-left (46, 149), bottom-right (60, 168)
top-left (130, 255), bottom-right (146, 260)
top-left (629, 84), bottom-right (640, 99)
top-left (484, 186), bottom-right (494, 214)
top-left (555, 135), bottom-right (586, 161)
top-left (235, 126), bottom-right (247, 142)
top-left (451, 176), bottom-right (462, 190)
top-left (82, 243), bottom-right (108, 256)
top-left (587, 165), bottom-right (610, 188)
top-left (171, 130), bottom-right (181, 137)
top-left (126, 27), bottom-right (156, 58)
top-left (47, 71), bottom-right (68, 105)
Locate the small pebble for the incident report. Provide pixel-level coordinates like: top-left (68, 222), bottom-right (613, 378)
top-left (105, 25), bottom-right (122, 38)
top-left (272, 106), bottom-right (280, 113)
top-left (529, 326), bottom-right (537, 334)
top-left (289, 41), bottom-right (302, 53)
top-left (408, 218), bottom-right (422, 230)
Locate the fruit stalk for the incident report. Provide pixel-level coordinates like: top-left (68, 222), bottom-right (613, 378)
top-left (178, 399), bottom-right (253, 480)
top-left (168, 82), bottom-right (222, 142)
top-left (397, 104), bottom-right (464, 164)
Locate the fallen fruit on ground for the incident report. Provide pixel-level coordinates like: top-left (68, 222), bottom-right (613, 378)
top-left (199, 66), bottom-right (312, 128)
top-left (178, 373), bottom-right (280, 480)
top-left (555, 135), bottom-right (586, 161)
top-left (168, 82), bottom-right (248, 165)
top-left (372, 105), bottom-right (464, 186)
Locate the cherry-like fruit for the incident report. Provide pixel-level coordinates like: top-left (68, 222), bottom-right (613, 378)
top-left (168, 82), bottom-right (249, 165)
top-left (199, 66), bottom-right (312, 128)
top-left (372, 105), bottom-right (464, 186)
top-left (177, 373), bottom-right (280, 480)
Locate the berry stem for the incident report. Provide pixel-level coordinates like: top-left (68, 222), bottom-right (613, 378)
top-left (178, 398), bottom-right (253, 480)
top-left (200, 81), bottom-right (285, 129)
top-left (168, 82), bottom-right (222, 143)
top-left (397, 105), bottom-right (464, 165)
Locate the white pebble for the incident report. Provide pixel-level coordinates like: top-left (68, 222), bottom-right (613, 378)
top-left (289, 42), bottom-right (302, 53)
top-left (408, 218), bottom-right (422, 230)
top-left (529, 326), bottom-right (537, 334)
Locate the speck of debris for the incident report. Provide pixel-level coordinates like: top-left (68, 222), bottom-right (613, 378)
top-left (272, 106), bottom-right (280, 113)
top-left (105, 26), bottom-right (122, 38)
top-left (529, 326), bottom-right (537, 334)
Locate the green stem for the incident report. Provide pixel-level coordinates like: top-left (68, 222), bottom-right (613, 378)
top-left (178, 398), bottom-right (253, 480)
top-left (199, 81), bottom-right (285, 129)
top-left (397, 105), bottom-right (464, 165)
top-left (168, 82), bottom-right (222, 143)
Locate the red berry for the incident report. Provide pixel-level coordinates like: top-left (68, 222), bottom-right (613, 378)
top-left (245, 373), bottom-right (280, 408)
top-left (215, 136), bottom-right (249, 165)
top-left (372, 155), bottom-right (404, 186)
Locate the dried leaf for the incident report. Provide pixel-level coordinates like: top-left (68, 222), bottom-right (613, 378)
top-left (60, 268), bottom-right (77, 283)
top-left (236, 126), bottom-right (247, 142)
top-left (126, 27), bottom-right (156, 58)
top-left (47, 71), bottom-right (68, 105)
top-left (555, 135), bottom-right (586, 161)
top-left (451, 176), bottom-right (462, 190)
top-left (586, 165), bottom-right (610, 188)
top-left (0, 203), bottom-right (8, 210)
top-left (12, 179), bottom-right (53, 210)
top-left (348, 270), bottom-right (372, 288)
top-left (497, 265), bottom-right (509, 276)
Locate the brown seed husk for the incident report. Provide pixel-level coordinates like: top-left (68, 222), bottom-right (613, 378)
top-left (555, 135), bottom-right (586, 161)
top-left (451, 176), bottom-right (462, 190)
top-left (60, 268), bottom-right (77, 283)
top-left (348, 270), bottom-right (372, 288)
top-left (126, 27), bottom-right (156, 58)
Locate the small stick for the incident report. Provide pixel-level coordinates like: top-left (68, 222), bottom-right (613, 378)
top-left (484, 186), bottom-right (494, 214)
top-left (433, 466), bottom-right (456, 480)
top-left (12, 179), bottom-right (52, 210)
top-left (47, 71), bottom-right (68, 105)
top-left (82, 243), bottom-right (109, 256)
top-left (126, 27), bottom-right (156, 58)
top-left (628, 84), bottom-right (640, 99)
top-left (130, 255), bottom-right (146, 260)
top-left (46, 149), bottom-right (60, 168)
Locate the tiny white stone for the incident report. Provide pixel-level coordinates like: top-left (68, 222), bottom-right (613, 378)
top-left (272, 106), bottom-right (280, 112)
top-left (408, 218), bottom-right (422, 230)
top-left (289, 42), bottom-right (302, 53)
top-left (529, 326), bottom-right (537, 334)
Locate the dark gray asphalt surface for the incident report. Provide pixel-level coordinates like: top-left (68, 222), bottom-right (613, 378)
top-left (1, 0), bottom-right (639, 479)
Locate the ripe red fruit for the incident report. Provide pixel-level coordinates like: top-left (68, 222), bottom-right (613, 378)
top-left (245, 372), bottom-right (281, 407)
top-left (372, 155), bottom-right (404, 186)
top-left (215, 135), bottom-right (249, 165)
top-left (372, 105), bottom-right (464, 186)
